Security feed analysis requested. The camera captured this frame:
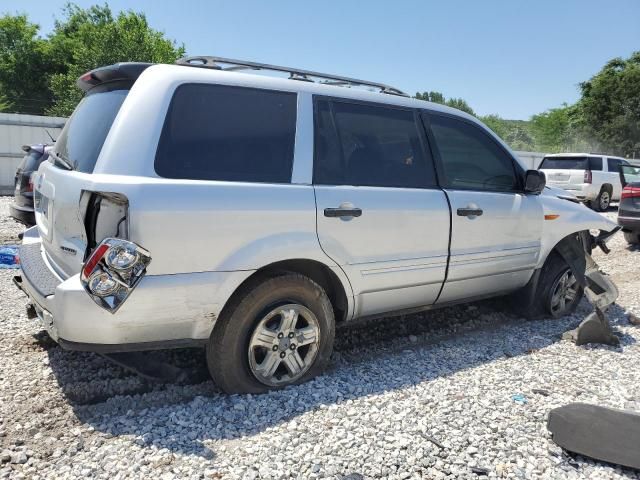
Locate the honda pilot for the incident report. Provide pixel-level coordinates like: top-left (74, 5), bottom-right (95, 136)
top-left (15, 56), bottom-right (618, 393)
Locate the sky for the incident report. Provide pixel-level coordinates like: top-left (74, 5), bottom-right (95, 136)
top-left (7, 0), bottom-right (640, 119)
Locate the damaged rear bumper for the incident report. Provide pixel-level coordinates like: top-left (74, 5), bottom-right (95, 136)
top-left (14, 228), bottom-right (244, 352)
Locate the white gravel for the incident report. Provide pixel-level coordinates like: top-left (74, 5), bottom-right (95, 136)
top-left (1, 197), bottom-right (639, 479)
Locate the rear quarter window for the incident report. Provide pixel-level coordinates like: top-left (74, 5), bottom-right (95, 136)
top-left (155, 84), bottom-right (297, 183)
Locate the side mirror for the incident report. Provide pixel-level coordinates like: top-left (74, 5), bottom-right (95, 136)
top-left (524, 169), bottom-right (546, 194)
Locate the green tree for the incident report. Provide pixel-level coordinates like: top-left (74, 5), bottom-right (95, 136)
top-left (0, 14), bottom-right (61, 114)
top-left (529, 104), bottom-right (593, 152)
top-left (481, 114), bottom-right (536, 150)
top-left (414, 91), bottom-right (475, 115)
top-left (0, 91), bottom-right (11, 112)
top-left (577, 52), bottom-right (640, 157)
top-left (445, 97), bottom-right (474, 116)
top-left (46, 4), bottom-right (185, 116)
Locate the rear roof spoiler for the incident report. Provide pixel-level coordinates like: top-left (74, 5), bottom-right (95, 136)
top-left (77, 62), bottom-right (153, 92)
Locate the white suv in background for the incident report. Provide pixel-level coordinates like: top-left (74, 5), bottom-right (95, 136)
top-left (15, 57), bottom-right (618, 393)
top-left (540, 153), bottom-right (631, 211)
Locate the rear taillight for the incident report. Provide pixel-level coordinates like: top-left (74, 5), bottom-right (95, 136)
top-left (80, 238), bottom-right (151, 313)
top-left (584, 170), bottom-right (592, 184)
top-left (26, 179), bottom-right (33, 192)
top-left (621, 186), bottom-right (640, 200)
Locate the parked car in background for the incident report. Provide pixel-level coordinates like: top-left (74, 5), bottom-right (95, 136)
top-left (539, 153), bottom-right (631, 211)
top-left (14, 57), bottom-right (618, 394)
top-left (10, 145), bottom-right (49, 226)
top-left (619, 164), bottom-right (640, 245)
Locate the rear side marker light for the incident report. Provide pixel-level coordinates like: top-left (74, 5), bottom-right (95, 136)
top-left (80, 238), bottom-right (151, 313)
top-left (82, 243), bottom-right (109, 278)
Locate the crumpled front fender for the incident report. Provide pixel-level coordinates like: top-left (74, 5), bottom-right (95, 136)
top-left (537, 195), bottom-right (618, 268)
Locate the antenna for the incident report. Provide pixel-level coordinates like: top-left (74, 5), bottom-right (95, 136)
top-left (45, 129), bottom-right (56, 143)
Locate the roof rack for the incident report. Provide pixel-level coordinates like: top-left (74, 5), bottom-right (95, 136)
top-left (175, 55), bottom-right (409, 97)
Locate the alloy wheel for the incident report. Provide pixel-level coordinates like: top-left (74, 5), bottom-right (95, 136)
top-left (248, 304), bottom-right (320, 387)
top-left (550, 270), bottom-right (579, 316)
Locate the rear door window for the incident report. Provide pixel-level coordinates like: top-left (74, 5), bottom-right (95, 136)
top-left (54, 89), bottom-right (128, 173)
top-left (155, 84), bottom-right (297, 183)
top-left (313, 99), bottom-right (436, 188)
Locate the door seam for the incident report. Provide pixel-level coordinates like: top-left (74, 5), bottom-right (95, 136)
top-left (434, 188), bottom-right (453, 304)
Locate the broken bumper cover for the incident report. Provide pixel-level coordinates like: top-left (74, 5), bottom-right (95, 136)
top-left (14, 230), bottom-right (244, 352)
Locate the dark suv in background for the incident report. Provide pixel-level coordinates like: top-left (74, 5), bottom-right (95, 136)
top-left (619, 164), bottom-right (640, 245)
top-left (10, 145), bottom-right (49, 226)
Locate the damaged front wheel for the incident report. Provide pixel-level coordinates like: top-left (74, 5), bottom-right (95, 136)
top-left (535, 251), bottom-right (584, 319)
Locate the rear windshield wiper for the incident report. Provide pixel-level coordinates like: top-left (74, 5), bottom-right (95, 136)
top-left (50, 150), bottom-right (74, 171)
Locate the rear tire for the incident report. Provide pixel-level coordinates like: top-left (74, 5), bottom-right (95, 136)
top-left (624, 231), bottom-right (640, 245)
top-left (590, 188), bottom-right (611, 212)
top-left (207, 274), bottom-right (335, 394)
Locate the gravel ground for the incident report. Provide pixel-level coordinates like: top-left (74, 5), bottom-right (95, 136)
top-left (1, 196), bottom-right (639, 479)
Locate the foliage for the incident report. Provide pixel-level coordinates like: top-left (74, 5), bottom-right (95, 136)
top-left (480, 115), bottom-right (536, 151)
top-left (577, 52), bottom-right (640, 157)
top-left (415, 90), bottom-right (475, 116)
top-left (0, 14), bottom-right (62, 114)
top-left (0, 4), bottom-right (184, 116)
top-left (0, 91), bottom-right (11, 112)
top-left (46, 4), bottom-right (185, 116)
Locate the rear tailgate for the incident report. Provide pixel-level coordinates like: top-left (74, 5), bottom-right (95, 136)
top-left (539, 156), bottom-right (591, 189)
top-left (33, 80), bottom-right (134, 278)
top-left (540, 168), bottom-right (586, 187)
top-left (33, 164), bottom-right (90, 277)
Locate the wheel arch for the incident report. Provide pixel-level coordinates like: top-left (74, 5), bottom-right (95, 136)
top-left (601, 183), bottom-right (613, 194)
top-left (216, 258), bottom-right (353, 331)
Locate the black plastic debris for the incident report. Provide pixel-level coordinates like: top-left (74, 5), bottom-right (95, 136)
top-left (470, 466), bottom-right (490, 476)
top-left (548, 403), bottom-right (640, 470)
top-left (555, 234), bottom-right (619, 346)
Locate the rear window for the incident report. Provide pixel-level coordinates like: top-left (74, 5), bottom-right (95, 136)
top-left (539, 156), bottom-right (602, 171)
top-left (54, 89), bottom-right (128, 173)
top-left (19, 150), bottom-right (46, 172)
top-left (155, 84), bottom-right (297, 183)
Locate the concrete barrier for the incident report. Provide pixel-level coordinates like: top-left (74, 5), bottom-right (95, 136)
top-left (0, 113), bottom-right (66, 195)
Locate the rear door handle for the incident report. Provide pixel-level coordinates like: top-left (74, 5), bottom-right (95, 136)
top-left (457, 207), bottom-right (483, 217)
top-left (324, 207), bottom-right (362, 218)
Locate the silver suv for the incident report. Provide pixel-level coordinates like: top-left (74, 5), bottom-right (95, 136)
top-left (16, 56), bottom-right (617, 393)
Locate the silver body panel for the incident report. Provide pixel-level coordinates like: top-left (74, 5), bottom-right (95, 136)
top-left (22, 64), bottom-right (618, 347)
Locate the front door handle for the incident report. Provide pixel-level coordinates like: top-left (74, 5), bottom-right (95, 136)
top-left (457, 206), bottom-right (483, 218)
top-left (324, 206), bottom-right (362, 218)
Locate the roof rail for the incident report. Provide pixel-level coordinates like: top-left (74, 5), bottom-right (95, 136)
top-left (175, 55), bottom-right (409, 97)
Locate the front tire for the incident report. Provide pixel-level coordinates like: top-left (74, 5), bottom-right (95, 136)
top-left (207, 274), bottom-right (335, 394)
top-left (539, 252), bottom-right (584, 318)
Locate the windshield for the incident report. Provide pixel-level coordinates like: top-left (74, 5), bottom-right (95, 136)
top-left (539, 157), bottom-right (589, 170)
top-left (18, 150), bottom-right (46, 172)
top-left (54, 89), bottom-right (128, 173)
